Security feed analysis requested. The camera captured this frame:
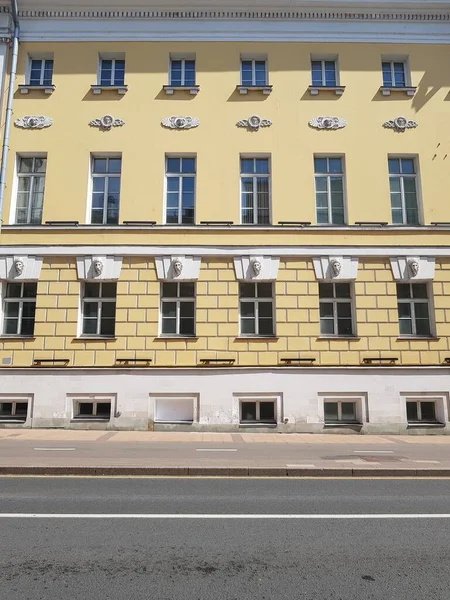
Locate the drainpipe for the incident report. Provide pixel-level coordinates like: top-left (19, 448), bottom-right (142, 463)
top-left (0, 0), bottom-right (19, 231)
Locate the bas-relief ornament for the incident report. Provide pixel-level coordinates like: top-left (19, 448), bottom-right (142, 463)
top-left (329, 258), bottom-right (342, 278)
top-left (312, 256), bottom-right (359, 281)
top-left (383, 116), bottom-right (418, 131)
top-left (14, 257), bottom-right (25, 276)
top-left (89, 115), bottom-right (125, 130)
top-left (0, 256), bottom-right (43, 281)
top-left (172, 258), bottom-right (183, 276)
top-left (92, 257), bottom-right (104, 277)
top-left (250, 258), bottom-right (262, 276)
top-left (407, 258), bottom-right (420, 278)
top-left (389, 257), bottom-right (435, 282)
top-left (14, 115), bottom-right (53, 129)
top-left (161, 116), bottom-right (199, 130)
top-left (233, 256), bottom-right (279, 281)
top-left (309, 116), bottom-right (346, 130)
top-left (155, 256), bottom-right (201, 281)
top-left (236, 115), bottom-right (272, 131)
top-left (76, 256), bottom-right (123, 281)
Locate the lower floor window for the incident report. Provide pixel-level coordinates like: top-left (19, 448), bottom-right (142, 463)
top-left (240, 400), bottom-right (276, 424)
top-left (406, 400), bottom-right (437, 423)
top-left (154, 396), bottom-right (195, 423)
top-left (75, 400), bottom-right (111, 419)
top-left (0, 401), bottom-right (28, 421)
top-left (324, 400), bottom-right (357, 423)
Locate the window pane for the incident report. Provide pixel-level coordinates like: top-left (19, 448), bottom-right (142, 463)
top-left (179, 282), bottom-right (195, 298)
top-left (388, 158), bottom-right (400, 175)
top-left (320, 303), bottom-right (333, 318)
top-left (84, 283), bottom-right (100, 298)
top-left (260, 402), bottom-right (275, 422)
top-left (314, 158), bottom-right (328, 174)
top-left (0, 402), bottom-right (13, 416)
top-left (101, 283), bottom-right (117, 298)
top-left (412, 284), bottom-right (428, 299)
top-left (393, 62), bottom-right (405, 87)
top-left (180, 302), bottom-right (194, 318)
top-left (96, 402), bottom-right (111, 417)
top-left (241, 318), bottom-right (255, 335)
top-left (399, 318), bottom-right (413, 335)
top-left (414, 302), bottom-right (429, 319)
top-left (382, 62), bottom-right (392, 86)
top-left (241, 61), bottom-right (253, 86)
top-left (82, 317), bottom-right (98, 335)
top-left (319, 283), bottom-right (333, 298)
top-left (420, 402), bottom-right (435, 421)
top-left (257, 283), bottom-right (273, 298)
top-left (397, 284), bottom-right (411, 299)
top-left (400, 159), bottom-right (415, 175)
top-left (162, 301), bottom-right (177, 319)
top-left (167, 158), bottom-right (181, 173)
top-left (398, 303), bottom-right (412, 319)
top-left (6, 283), bottom-right (22, 298)
top-left (162, 317), bottom-right (177, 335)
top-left (101, 302), bottom-right (116, 318)
top-left (337, 318), bottom-right (353, 335)
top-left (254, 61), bottom-right (267, 85)
top-left (184, 60), bottom-right (196, 86)
top-left (324, 61), bottom-right (336, 86)
top-left (406, 402), bottom-right (418, 421)
top-left (162, 283), bottom-right (177, 298)
top-left (258, 317), bottom-right (273, 336)
top-left (337, 302), bottom-right (351, 318)
top-left (324, 402), bottom-right (338, 421)
top-left (258, 302), bottom-right (273, 318)
top-left (341, 402), bottom-right (356, 421)
top-left (240, 302), bottom-right (255, 318)
top-left (170, 60), bottom-right (182, 85)
top-left (78, 402), bottom-right (94, 416)
top-left (415, 318), bottom-right (431, 337)
top-left (311, 60), bottom-right (323, 86)
top-left (180, 318), bottom-right (195, 336)
top-left (24, 283), bottom-right (38, 298)
top-left (329, 158), bottom-right (342, 174)
top-left (255, 159), bottom-right (269, 175)
top-left (181, 158), bottom-right (196, 174)
top-left (241, 402), bottom-right (257, 421)
top-left (16, 403), bottom-right (28, 416)
top-left (21, 317), bottom-right (35, 336)
top-left (320, 318), bottom-right (335, 335)
top-left (100, 318), bottom-right (115, 337)
top-left (335, 283), bottom-right (351, 298)
top-left (239, 283), bottom-right (255, 298)
top-left (241, 159), bottom-right (254, 174)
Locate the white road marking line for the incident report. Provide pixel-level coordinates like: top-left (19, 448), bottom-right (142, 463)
top-left (415, 460), bottom-right (440, 464)
top-left (195, 448), bottom-right (238, 452)
top-left (354, 451), bottom-right (394, 454)
top-left (0, 513), bottom-right (450, 519)
top-left (286, 464), bottom-right (315, 468)
top-left (33, 448), bottom-right (77, 451)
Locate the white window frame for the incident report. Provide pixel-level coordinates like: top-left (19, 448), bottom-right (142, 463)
top-left (318, 393), bottom-right (367, 425)
top-left (89, 154), bottom-right (122, 225)
top-left (159, 281), bottom-right (196, 337)
top-left (397, 282), bottom-right (433, 337)
top-left (319, 282), bottom-right (355, 337)
top-left (310, 56), bottom-right (339, 87)
top-left (164, 155), bottom-right (196, 225)
top-left (69, 394), bottom-right (115, 421)
top-left (233, 393), bottom-right (282, 426)
top-left (0, 395), bottom-right (31, 422)
top-left (381, 56), bottom-right (410, 88)
top-left (2, 281), bottom-right (37, 337)
top-left (401, 393), bottom-right (448, 426)
top-left (97, 54), bottom-right (125, 86)
top-left (80, 281), bottom-right (117, 338)
top-left (240, 55), bottom-right (268, 86)
top-left (388, 155), bottom-right (421, 226)
top-left (11, 154), bottom-right (47, 225)
top-left (324, 400), bottom-right (357, 423)
top-left (314, 155), bottom-right (346, 225)
top-left (239, 282), bottom-right (275, 337)
top-left (169, 55), bottom-right (196, 86)
top-left (25, 54), bottom-right (54, 86)
top-left (240, 155), bottom-right (271, 225)
top-left (152, 393), bottom-right (199, 424)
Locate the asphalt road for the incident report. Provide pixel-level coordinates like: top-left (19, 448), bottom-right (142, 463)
top-left (1, 478), bottom-right (450, 600)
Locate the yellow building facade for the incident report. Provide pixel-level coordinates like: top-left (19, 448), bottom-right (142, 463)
top-left (0, 0), bottom-right (449, 432)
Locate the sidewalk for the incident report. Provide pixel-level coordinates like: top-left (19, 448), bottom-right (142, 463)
top-left (0, 430), bottom-right (450, 477)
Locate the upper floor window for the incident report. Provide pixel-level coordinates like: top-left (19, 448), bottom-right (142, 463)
top-left (311, 59), bottom-right (337, 87)
top-left (99, 58), bottom-right (125, 86)
top-left (81, 282), bottom-right (116, 337)
top-left (319, 282), bottom-right (354, 337)
top-left (170, 57), bottom-right (195, 87)
top-left (388, 157), bottom-right (419, 225)
top-left (165, 157), bottom-right (195, 225)
top-left (240, 157), bottom-right (270, 225)
top-left (15, 156), bottom-right (46, 225)
top-left (314, 157), bottom-right (345, 225)
top-left (91, 157), bottom-right (121, 225)
top-left (160, 282), bottom-right (195, 336)
top-left (382, 60), bottom-right (406, 88)
top-left (239, 282), bottom-right (274, 336)
top-left (241, 58), bottom-right (267, 87)
top-left (397, 283), bottom-right (431, 337)
top-left (29, 58), bottom-right (53, 86)
top-left (2, 282), bottom-right (37, 336)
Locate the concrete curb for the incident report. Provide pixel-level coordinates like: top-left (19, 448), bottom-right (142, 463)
top-left (0, 466), bottom-right (450, 477)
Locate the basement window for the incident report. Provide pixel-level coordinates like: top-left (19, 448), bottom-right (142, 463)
top-left (406, 400), bottom-right (439, 424)
top-left (74, 400), bottom-right (111, 420)
top-left (0, 401), bottom-right (28, 421)
top-left (240, 400), bottom-right (276, 424)
top-left (324, 400), bottom-right (358, 424)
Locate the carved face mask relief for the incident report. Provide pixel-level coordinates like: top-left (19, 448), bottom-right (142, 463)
top-left (408, 259), bottom-right (419, 278)
top-left (93, 258), bottom-right (104, 276)
top-left (330, 259), bottom-right (341, 278)
top-left (172, 259), bottom-right (183, 276)
top-left (251, 259), bottom-right (262, 277)
top-left (14, 258), bottom-right (25, 276)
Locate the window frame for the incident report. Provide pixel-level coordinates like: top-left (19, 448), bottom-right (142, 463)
top-left (80, 281), bottom-right (117, 338)
top-left (12, 155), bottom-right (47, 225)
top-left (324, 400), bottom-right (358, 424)
top-left (159, 281), bottom-right (196, 337)
top-left (2, 281), bottom-right (37, 337)
top-left (319, 282), bottom-right (355, 338)
top-left (0, 399), bottom-right (29, 421)
top-left (314, 155), bottom-right (346, 225)
top-left (240, 156), bottom-right (271, 225)
top-left (388, 156), bottom-right (421, 226)
top-left (164, 155), bottom-right (196, 225)
top-left (310, 57), bottom-right (338, 87)
top-left (73, 398), bottom-right (112, 420)
top-left (239, 282), bottom-right (275, 337)
top-left (381, 58), bottom-right (409, 88)
top-left (26, 56), bottom-right (54, 86)
top-left (89, 155), bottom-right (122, 225)
top-left (98, 56), bottom-right (125, 86)
top-left (169, 57), bottom-right (196, 87)
top-left (240, 57), bottom-right (268, 87)
top-left (406, 400), bottom-right (438, 424)
top-left (396, 282), bottom-right (433, 338)
top-left (239, 399), bottom-right (276, 424)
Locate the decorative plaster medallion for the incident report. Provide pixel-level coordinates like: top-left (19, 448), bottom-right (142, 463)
top-left (250, 258), bottom-right (262, 277)
top-left (92, 257), bottom-right (104, 277)
top-left (383, 116), bottom-right (418, 131)
top-left (172, 257), bottom-right (184, 276)
top-left (89, 115), bottom-right (125, 130)
top-left (161, 116), bottom-right (199, 130)
top-left (14, 115), bottom-right (52, 129)
top-left (309, 116), bottom-right (346, 130)
top-left (236, 115), bottom-right (272, 131)
top-left (329, 258), bottom-right (342, 278)
top-left (13, 257), bottom-right (25, 276)
top-left (407, 258), bottom-right (420, 278)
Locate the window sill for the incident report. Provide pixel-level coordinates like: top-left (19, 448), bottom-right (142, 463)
top-left (0, 336), bottom-right (35, 340)
top-left (154, 420), bottom-right (194, 424)
top-left (236, 336), bottom-right (278, 341)
top-left (318, 336), bottom-right (360, 341)
top-left (324, 422), bottom-right (361, 427)
top-left (308, 85), bottom-right (345, 96)
top-left (156, 336), bottom-right (198, 340)
top-left (163, 85), bottom-right (199, 95)
top-left (73, 337), bottom-right (117, 341)
top-left (0, 418), bottom-right (26, 423)
top-left (90, 84), bottom-right (128, 95)
top-left (380, 86), bottom-right (416, 97)
top-left (239, 422), bottom-right (277, 427)
top-left (19, 84), bottom-right (55, 95)
top-left (71, 418), bottom-right (111, 422)
top-left (397, 336), bottom-right (439, 341)
top-left (236, 84), bottom-right (272, 95)
top-left (407, 422), bottom-right (444, 428)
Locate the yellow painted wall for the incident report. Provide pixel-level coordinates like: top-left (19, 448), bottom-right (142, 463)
top-left (1, 258), bottom-right (449, 368)
top-left (0, 41), bottom-right (449, 235)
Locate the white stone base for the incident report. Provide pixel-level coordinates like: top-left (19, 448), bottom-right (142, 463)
top-left (0, 367), bottom-right (449, 434)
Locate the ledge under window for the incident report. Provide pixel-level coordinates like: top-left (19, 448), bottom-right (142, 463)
top-left (90, 84), bottom-right (128, 95)
top-left (407, 422), bottom-right (444, 428)
top-left (163, 85), bottom-right (199, 95)
top-left (318, 336), bottom-right (360, 341)
top-left (397, 336), bottom-right (439, 341)
top-left (236, 84), bottom-right (272, 95)
top-left (73, 337), bottom-right (117, 341)
top-left (308, 85), bottom-right (345, 96)
top-left (380, 86), bottom-right (416, 97)
top-left (236, 336), bottom-right (278, 341)
top-left (157, 336), bottom-right (198, 341)
top-left (0, 336), bottom-right (35, 340)
top-left (19, 84), bottom-right (55, 95)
